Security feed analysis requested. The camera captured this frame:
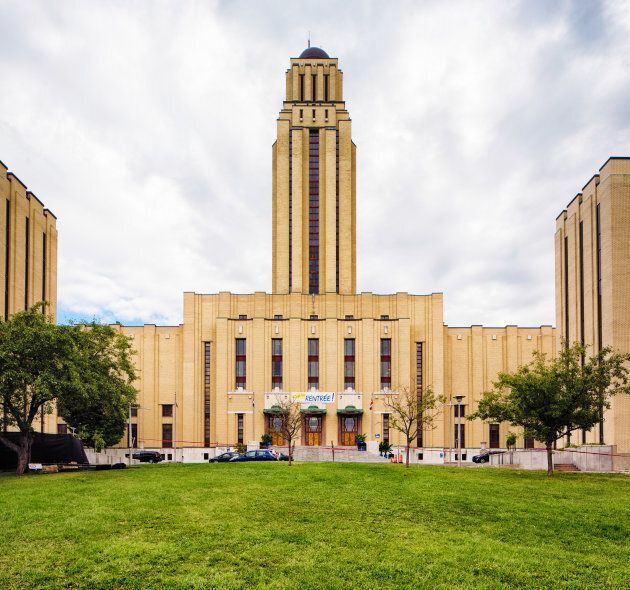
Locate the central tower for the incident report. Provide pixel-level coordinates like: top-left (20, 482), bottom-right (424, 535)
top-left (272, 46), bottom-right (356, 295)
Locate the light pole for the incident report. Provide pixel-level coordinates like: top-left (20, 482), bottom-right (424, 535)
top-left (453, 395), bottom-right (465, 467)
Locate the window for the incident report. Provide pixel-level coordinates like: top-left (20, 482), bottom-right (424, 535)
top-left (381, 315), bottom-right (389, 320)
top-left (336, 129), bottom-right (339, 292)
top-left (596, 203), bottom-right (602, 351)
top-left (345, 314), bottom-right (354, 320)
top-left (57, 424), bottom-right (68, 435)
top-left (524, 436), bottom-right (534, 449)
top-left (344, 339), bottom-right (355, 390)
top-left (383, 413), bottom-right (390, 444)
top-left (454, 424), bottom-right (465, 449)
top-left (272, 338), bottom-right (283, 389)
top-left (162, 423), bottom-right (173, 448)
top-left (162, 404), bottom-right (173, 417)
top-left (24, 217), bottom-right (29, 309)
top-left (309, 128), bottom-right (320, 294)
top-left (299, 74), bottom-right (304, 101)
top-left (4, 199), bottom-right (10, 320)
top-left (130, 406), bottom-right (138, 418)
top-left (204, 342), bottom-right (211, 446)
top-left (274, 314), bottom-right (283, 320)
top-left (579, 221), bottom-right (584, 346)
top-left (489, 424), bottom-right (500, 448)
top-left (308, 338), bottom-right (319, 389)
top-left (325, 108), bottom-right (328, 119)
top-left (299, 108), bottom-right (303, 119)
top-left (324, 74), bottom-right (329, 101)
top-left (130, 423), bottom-right (138, 448)
top-left (564, 235), bottom-right (569, 343)
top-left (289, 131), bottom-right (292, 291)
top-left (454, 404), bottom-right (466, 418)
top-left (312, 74), bottom-right (317, 100)
top-left (310, 314), bottom-right (318, 320)
top-left (237, 413), bottom-right (244, 444)
top-left (416, 343), bottom-right (423, 447)
top-left (238, 314), bottom-right (247, 320)
top-left (312, 108), bottom-right (316, 119)
top-left (236, 338), bottom-right (246, 389)
top-left (42, 233), bottom-right (46, 309)
top-left (380, 338), bottom-right (391, 390)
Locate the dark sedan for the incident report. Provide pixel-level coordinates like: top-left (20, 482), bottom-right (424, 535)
top-left (229, 450), bottom-right (279, 462)
top-left (132, 450), bottom-right (163, 463)
top-left (472, 450), bottom-right (504, 464)
top-left (209, 451), bottom-right (240, 463)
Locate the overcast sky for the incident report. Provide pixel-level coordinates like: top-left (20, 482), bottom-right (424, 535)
top-left (1, 0), bottom-right (629, 327)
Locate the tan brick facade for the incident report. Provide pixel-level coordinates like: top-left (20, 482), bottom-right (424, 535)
top-left (555, 157), bottom-right (630, 451)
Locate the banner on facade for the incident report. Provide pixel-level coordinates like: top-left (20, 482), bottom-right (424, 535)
top-left (291, 391), bottom-right (336, 404)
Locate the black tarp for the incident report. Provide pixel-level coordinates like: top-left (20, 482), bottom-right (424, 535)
top-left (0, 432), bottom-right (89, 469)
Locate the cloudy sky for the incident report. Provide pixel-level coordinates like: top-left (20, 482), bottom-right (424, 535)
top-left (1, 0), bottom-right (629, 327)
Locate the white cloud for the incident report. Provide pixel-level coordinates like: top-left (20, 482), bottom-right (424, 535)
top-left (1, 0), bottom-right (629, 327)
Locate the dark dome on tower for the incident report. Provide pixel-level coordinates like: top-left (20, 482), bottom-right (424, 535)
top-left (299, 46), bottom-right (330, 59)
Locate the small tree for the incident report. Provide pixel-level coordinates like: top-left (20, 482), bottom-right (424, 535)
top-left (271, 396), bottom-right (302, 466)
top-left (471, 343), bottom-right (630, 476)
top-left (383, 385), bottom-right (444, 467)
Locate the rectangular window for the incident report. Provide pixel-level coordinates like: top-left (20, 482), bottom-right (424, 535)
top-left (454, 424), bottom-right (465, 449)
top-left (416, 343), bottom-right (423, 447)
top-left (272, 338), bottom-right (283, 389)
top-left (454, 404), bottom-right (466, 418)
top-left (237, 413), bottom-right (244, 444)
top-left (596, 203), bottom-right (602, 351)
top-left (130, 406), bottom-right (138, 417)
top-left (579, 221), bottom-right (584, 346)
top-left (324, 74), bottom-right (329, 101)
top-left (57, 424), bottom-right (68, 435)
top-left (308, 338), bottom-right (319, 389)
top-left (131, 423), bottom-right (138, 448)
top-left (236, 338), bottom-right (246, 389)
top-left (289, 130), bottom-right (292, 291)
top-left (564, 235), bottom-right (569, 343)
top-left (489, 424), bottom-right (500, 448)
top-left (4, 199), bottom-right (9, 320)
top-left (24, 217), bottom-right (29, 309)
top-left (162, 404), bottom-right (173, 417)
top-left (335, 129), bottom-right (339, 292)
top-left (312, 74), bottom-right (317, 100)
top-left (380, 338), bottom-right (391, 390)
top-left (383, 413), bottom-right (390, 444)
top-left (309, 129), bottom-right (320, 294)
top-left (42, 232), bottom-right (46, 310)
top-left (344, 338), bottom-right (355, 390)
top-left (299, 74), bottom-right (304, 101)
top-left (524, 436), bottom-right (534, 449)
top-left (204, 341), bottom-right (211, 446)
top-left (162, 423), bottom-right (173, 448)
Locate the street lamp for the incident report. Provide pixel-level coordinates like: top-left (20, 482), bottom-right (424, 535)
top-left (453, 395), bottom-right (465, 467)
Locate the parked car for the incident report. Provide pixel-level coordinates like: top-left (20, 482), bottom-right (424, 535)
top-left (472, 450), bottom-right (504, 464)
top-left (209, 451), bottom-right (240, 463)
top-left (229, 450), bottom-right (279, 462)
top-left (132, 450), bottom-right (163, 463)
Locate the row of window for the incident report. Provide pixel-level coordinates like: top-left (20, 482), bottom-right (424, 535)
top-left (234, 337), bottom-right (392, 391)
top-left (297, 73), bottom-right (332, 102)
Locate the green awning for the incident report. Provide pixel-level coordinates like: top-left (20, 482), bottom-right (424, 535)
top-left (336, 405), bottom-right (364, 415)
top-left (300, 405), bottom-right (327, 414)
top-left (263, 405), bottom-right (283, 415)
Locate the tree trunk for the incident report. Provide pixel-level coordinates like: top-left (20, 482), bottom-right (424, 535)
top-left (0, 431), bottom-right (34, 475)
top-left (405, 443), bottom-right (410, 468)
top-left (546, 442), bottom-right (554, 477)
top-left (288, 439), bottom-right (293, 466)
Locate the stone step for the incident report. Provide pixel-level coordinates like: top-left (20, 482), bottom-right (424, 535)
top-left (555, 463), bottom-right (580, 472)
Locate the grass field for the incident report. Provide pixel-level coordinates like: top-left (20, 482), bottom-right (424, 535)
top-left (1, 463), bottom-right (629, 589)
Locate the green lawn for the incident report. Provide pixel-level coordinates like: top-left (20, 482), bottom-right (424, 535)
top-left (1, 463), bottom-right (629, 589)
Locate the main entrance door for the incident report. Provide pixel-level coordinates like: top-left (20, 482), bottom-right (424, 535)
top-left (304, 415), bottom-right (323, 446)
top-left (340, 415), bottom-right (359, 446)
top-left (267, 415), bottom-right (285, 446)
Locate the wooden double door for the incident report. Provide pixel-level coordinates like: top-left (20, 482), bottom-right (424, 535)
top-left (340, 415), bottom-right (360, 446)
top-left (304, 415), bottom-right (323, 446)
top-left (267, 415), bottom-right (285, 446)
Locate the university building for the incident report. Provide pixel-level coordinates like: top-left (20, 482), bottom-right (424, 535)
top-left (1, 47), bottom-right (628, 457)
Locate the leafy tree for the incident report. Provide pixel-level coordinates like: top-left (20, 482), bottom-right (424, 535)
top-left (270, 396), bottom-right (302, 465)
top-left (470, 343), bottom-right (630, 476)
top-left (0, 306), bottom-right (137, 474)
top-left (383, 385), bottom-right (444, 467)
top-left (56, 323), bottom-right (137, 450)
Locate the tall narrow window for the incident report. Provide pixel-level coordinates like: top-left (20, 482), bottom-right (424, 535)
top-left (312, 74), bottom-right (317, 100)
top-left (24, 217), bottom-right (29, 310)
top-left (308, 338), bottom-right (319, 390)
top-left (236, 338), bottom-right (246, 389)
top-left (579, 221), bottom-right (584, 346)
top-left (4, 199), bottom-right (9, 320)
top-left (564, 235), bottom-right (569, 344)
top-left (272, 338), bottom-right (283, 389)
top-left (289, 131), bottom-right (293, 291)
top-left (309, 129), bottom-right (320, 294)
top-left (131, 423), bottom-right (138, 448)
top-left (489, 424), bottom-right (500, 448)
top-left (335, 129), bottom-right (339, 293)
top-left (380, 338), bottom-right (391, 390)
top-left (299, 74), bottom-right (304, 101)
top-left (596, 203), bottom-right (602, 351)
top-left (42, 232), bottom-right (47, 310)
top-left (382, 413), bottom-right (390, 444)
top-left (344, 338), bottom-right (355, 390)
top-left (416, 343), bottom-right (424, 447)
top-left (162, 423), bottom-right (173, 448)
top-left (237, 413), bottom-right (244, 444)
top-left (204, 342), bottom-right (211, 446)
top-left (324, 74), bottom-right (329, 101)
top-left (454, 423), bottom-right (465, 449)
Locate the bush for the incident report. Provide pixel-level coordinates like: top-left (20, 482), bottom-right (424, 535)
top-left (235, 443), bottom-right (247, 454)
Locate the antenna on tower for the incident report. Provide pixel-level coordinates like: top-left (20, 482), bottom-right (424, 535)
top-left (308, 31), bottom-right (311, 48)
